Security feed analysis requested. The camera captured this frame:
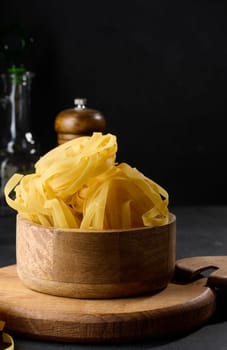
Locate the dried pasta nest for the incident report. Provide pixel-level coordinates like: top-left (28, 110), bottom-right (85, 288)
top-left (5, 132), bottom-right (169, 230)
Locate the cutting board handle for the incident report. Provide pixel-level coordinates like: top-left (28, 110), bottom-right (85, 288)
top-left (175, 256), bottom-right (227, 288)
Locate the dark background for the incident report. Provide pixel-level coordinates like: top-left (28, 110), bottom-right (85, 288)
top-left (0, 0), bottom-right (227, 206)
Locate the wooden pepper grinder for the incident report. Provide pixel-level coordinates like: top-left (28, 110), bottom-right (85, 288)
top-left (54, 98), bottom-right (107, 145)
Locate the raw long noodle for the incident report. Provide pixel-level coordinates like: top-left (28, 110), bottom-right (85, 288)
top-left (4, 132), bottom-right (169, 229)
top-left (0, 321), bottom-right (14, 350)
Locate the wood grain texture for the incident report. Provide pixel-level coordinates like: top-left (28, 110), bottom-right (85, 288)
top-left (16, 214), bottom-right (176, 298)
top-left (0, 265), bottom-right (216, 343)
top-left (175, 256), bottom-right (227, 288)
top-left (54, 108), bottom-right (106, 144)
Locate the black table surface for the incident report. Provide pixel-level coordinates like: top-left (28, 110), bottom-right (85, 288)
top-left (1, 206), bottom-right (227, 350)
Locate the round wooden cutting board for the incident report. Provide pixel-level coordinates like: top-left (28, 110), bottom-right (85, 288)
top-left (0, 265), bottom-right (215, 343)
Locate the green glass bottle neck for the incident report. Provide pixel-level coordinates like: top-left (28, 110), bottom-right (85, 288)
top-left (7, 66), bottom-right (26, 74)
top-left (7, 66), bottom-right (28, 86)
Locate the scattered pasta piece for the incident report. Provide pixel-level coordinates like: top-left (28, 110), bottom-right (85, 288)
top-left (5, 132), bottom-right (169, 229)
top-left (0, 321), bottom-right (14, 350)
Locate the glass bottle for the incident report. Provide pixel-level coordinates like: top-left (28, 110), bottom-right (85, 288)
top-left (0, 67), bottom-right (40, 215)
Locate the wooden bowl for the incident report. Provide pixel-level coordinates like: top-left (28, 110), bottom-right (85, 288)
top-left (16, 213), bottom-right (176, 299)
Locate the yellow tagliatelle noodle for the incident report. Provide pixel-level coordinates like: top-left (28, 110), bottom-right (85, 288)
top-left (4, 132), bottom-right (169, 229)
top-left (0, 321), bottom-right (14, 350)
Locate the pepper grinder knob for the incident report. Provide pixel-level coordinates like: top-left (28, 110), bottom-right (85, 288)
top-left (74, 98), bottom-right (87, 108)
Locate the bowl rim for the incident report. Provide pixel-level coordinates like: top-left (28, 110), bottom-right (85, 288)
top-left (17, 212), bottom-right (176, 234)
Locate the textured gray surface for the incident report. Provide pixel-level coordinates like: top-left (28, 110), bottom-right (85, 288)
top-left (1, 206), bottom-right (227, 349)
